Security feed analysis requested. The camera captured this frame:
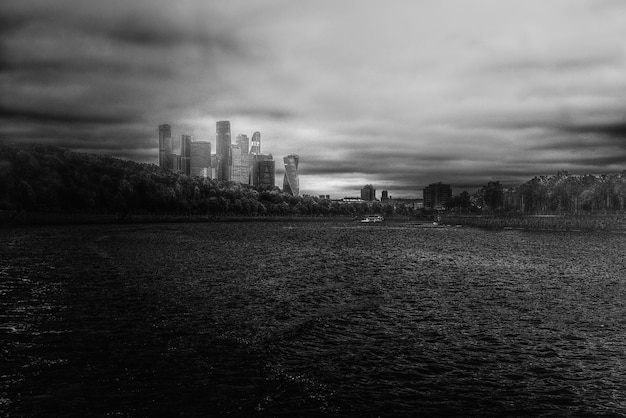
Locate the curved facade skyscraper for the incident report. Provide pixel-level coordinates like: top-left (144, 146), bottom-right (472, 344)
top-left (216, 121), bottom-right (231, 181)
top-left (249, 131), bottom-right (261, 155)
top-left (283, 154), bottom-right (299, 197)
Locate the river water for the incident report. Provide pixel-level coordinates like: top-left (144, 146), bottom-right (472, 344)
top-left (2, 221), bottom-right (626, 416)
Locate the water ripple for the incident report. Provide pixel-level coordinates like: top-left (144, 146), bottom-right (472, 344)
top-left (3, 222), bottom-right (626, 416)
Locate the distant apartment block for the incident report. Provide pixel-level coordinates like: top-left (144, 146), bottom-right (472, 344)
top-left (423, 182), bottom-right (452, 209)
top-left (190, 141), bottom-right (211, 178)
top-left (283, 154), bottom-right (300, 196)
top-left (361, 184), bottom-right (376, 201)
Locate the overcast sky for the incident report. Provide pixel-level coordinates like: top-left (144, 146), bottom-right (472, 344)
top-left (2, 0), bottom-right (626, 197)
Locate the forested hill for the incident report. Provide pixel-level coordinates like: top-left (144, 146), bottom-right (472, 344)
top-left (0, 143), bottom-right (309, 216)
top-left (468, 171), bottom-right (626, 213)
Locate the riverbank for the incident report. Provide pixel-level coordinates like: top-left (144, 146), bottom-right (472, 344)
top-left (442, 214), bottom-right (626, 231)
top-left (1, 210), bottom-right (415, 226)
top-left (4, 210), bottom-right (625, 231)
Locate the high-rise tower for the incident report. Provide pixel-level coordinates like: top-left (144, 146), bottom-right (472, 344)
top-left (249, 131), bottom-right (261, 155)
top-left (252, 154), bottom-right (275, 189)
top-left (190, 141), bottom-right (211, 178)
top-left (216, 121), bottom-right (231, 181)
top-left (283, 154), bottom-right (300, 197)
top-left (231, 143), bottom-right (252, 184)
top-left (158, 124), bottom-right (172, 168)
top-left (181, 134), bottom-right (192, 176)
top-left (236, 134), bottom-right (250, 155)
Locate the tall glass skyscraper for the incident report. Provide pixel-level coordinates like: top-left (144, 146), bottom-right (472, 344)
top-left (283, 154), bottom-right (300, 196)
top-left (190, 141), bottom-right (211, 178)
top-left (236, 134), bottom-right (249, 155)
top-left (252, 154), bottom-right (275, 188)
top-left (181, 134), bottom-right (192, 176)
top-left (158, 124), bottom-right (172, 168)
top-left (216, 121), bottom-right (231, 181)
top-left (230, 144), bottom-right (252, 184)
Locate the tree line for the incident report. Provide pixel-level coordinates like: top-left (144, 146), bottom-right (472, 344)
top-left (447, 171), bottom-right (626, 214)
top-left (0, 143), bottom-right (414, 218)
top-left (2, 143), bottom-right (624, 218)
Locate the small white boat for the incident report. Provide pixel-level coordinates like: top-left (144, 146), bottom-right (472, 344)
top-left (361, 215), bottom-right (384, 223)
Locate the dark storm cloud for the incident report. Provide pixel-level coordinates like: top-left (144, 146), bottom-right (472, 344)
top-left (0, 0), bottom-right (245, 51)
top-left (1, 121), bottom-right (157, 164)
top-left (539, 154), bottom-right (626, 168)
top-left (0, 105), bottom-right (136, 125)
top-left (222, 106), bottom-right (295, 121)
top-left (0, 0), bottom-right (261, 165)
top-left (302, 149), bottom-right (469, 177)
top-left (573, 154), bottom-right (626, 167)
top-left (3, 0), bottom-right (626, 197)
top-left (0, 48), bottom-right (177, 79)
top-left (102, 16), bottom-right (241, 53)
top-left (0, 11), bottom-right (29, 38)
top-left (558, 121), bottom-right (626, 139)
top-left (298, 147), bottom-right (525, 195)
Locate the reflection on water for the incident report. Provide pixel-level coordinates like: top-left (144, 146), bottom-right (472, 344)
top-left (2, 222), bottom-right (626, 416)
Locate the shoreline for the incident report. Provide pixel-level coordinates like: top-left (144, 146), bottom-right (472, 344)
top-left (1, 210), bottom-right (406, 226)
top-left (442, 214), bottom-right (626, 231)
top-left (2, 210), bottom-right (626, 231)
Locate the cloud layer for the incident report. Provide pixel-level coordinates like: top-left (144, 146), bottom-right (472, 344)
top-left (2, 0), bottom-right (626, 197)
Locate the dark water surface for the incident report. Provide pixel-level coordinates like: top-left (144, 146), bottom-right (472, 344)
top-left (2, 222), bottom-right (626, 416)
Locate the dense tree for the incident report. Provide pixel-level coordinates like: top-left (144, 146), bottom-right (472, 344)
top-left (472, 171), bottom-right (626, 215)
top-left (446, 191), bottom-right (473, 213)
top-left (483, 181), bottom-right (504, 212)
top-left (2, 143), bottom-right (625, 218)
top-left (0, 143), bottom-right (389, 218)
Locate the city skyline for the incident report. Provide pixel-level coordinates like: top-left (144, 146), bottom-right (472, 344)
top-left (2, 1), bottom-right (626, 198)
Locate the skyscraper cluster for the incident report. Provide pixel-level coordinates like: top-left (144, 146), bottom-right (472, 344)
top-left (158, 121), bottom-right (298, 192)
